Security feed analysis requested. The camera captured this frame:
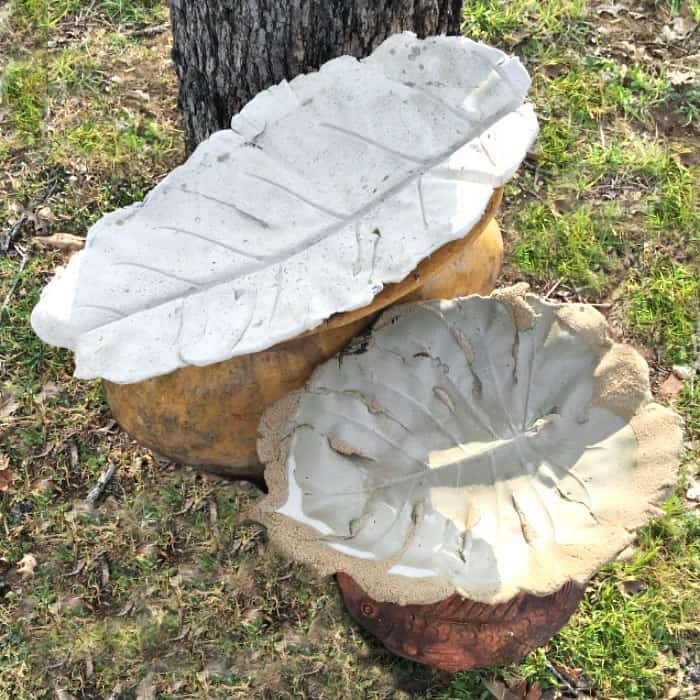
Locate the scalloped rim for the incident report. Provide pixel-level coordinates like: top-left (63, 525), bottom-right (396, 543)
top-left (254, 287), bottom-right (683, 606)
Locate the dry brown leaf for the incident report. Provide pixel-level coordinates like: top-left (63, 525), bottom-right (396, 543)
top-left (484, 679), bottom-right (524, 700)
top-left (618, 579), bottom-right (648, 596)
top-left (667, 70), bottom-right (696, 86)
top-left (69, 442), bottom-right (79, 469)
top-left (65, 499), bottom-right (95, 521)
top-left (208, 498), bottom-right (218, 524)
top-left (33, 233), bottom-right (85, 251)
top-left (241, 608), bottom-right (263, 625)
top-left (55, 690), bottom-right (76, 700)
top-left (542, 62), bottom-right (568, 79)
top-left (525, 683), bottom-right (543, 700)
top-left (136, 543), bottom-right (163, 561)
top-left (102, 495), bottom-right (121, 513)
top-left (35, 205), bottom-right (54, 221)
top-left (659, 374), bottom-right (684, 398)
top-left (0, 386), bottom-right (20, 421)
top-left (660, 14), bottom-right (695, 42)
top-left (509, 28), bottom-right (532, 46)
top-left (510, 680), bottom-right (529, 697)
top-left (484, 680), bottom-right (511, 700)
top-left (34, 381), bottom-right (61, 404)
top-left (198, 659), bottom-right (231, 681)
top-left (49, 595), bottom-right (84, 615)
top-left (0, 453), bottom-right (13, 492)
top-left (596, 3), bottom-right (625, 16)
top-left (16, 552), bottom-right (37, 579)
top-left (99, 557), bottom-right (110, 586)
top-left (30, 478), bottom-right (55, 495)
top-left (128, 89), bottom-right (151, 102)
top-left (135, 672), bottom-right (156, 700)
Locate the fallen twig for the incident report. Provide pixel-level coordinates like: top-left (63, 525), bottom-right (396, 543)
top-left (126, 22), bottom-right (170, 37)
top-left (1, 216), bottom-right (26, 253)
top-left (85, 460), bottom-right (117, 504)
top-left (545, 658), bottom-right (578, 696)
top-left (544, 278), bottom-right (563, 299)
top-left (33, 233), bottom-right (85, 251)
top-left (1, 249), bottom-right (28, 312)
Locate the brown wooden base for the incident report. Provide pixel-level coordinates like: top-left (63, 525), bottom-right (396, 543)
top-left (337, 573), bottom-right (585, 672)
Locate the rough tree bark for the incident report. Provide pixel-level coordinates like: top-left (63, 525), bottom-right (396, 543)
top-left (169, 0), bottom-right (464, 152)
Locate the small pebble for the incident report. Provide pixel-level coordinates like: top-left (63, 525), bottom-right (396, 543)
top-left (686, 480), bottom-right (700, 502)
top-left (615, 545), bottom-right (636, 562)
top-left (672, 365), bottom-right (694, 380)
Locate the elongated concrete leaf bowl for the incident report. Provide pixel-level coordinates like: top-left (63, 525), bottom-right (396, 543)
top-left (31, 32), bottom-right (537, 477)
top-left (256, 287), bottom-right (683, 669)
top-left (103, 200), bottom-right (503, 478)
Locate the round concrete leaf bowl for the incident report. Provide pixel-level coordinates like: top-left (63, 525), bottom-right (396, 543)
top-left (103, 195), bottom-right (503, 479)
top-left (255, 287), bottom-right (683, 671)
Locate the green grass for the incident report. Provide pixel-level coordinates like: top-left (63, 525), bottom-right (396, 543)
top-left (49, 46), bottom-right (106, 95)
top-left (580, 138), bottom-right (699, 243)
top-left (669, 0), bottom-right (700, 21)
top-left (512, 204), bottom-right (624, 294)
top-left (0, 257), bottom-right (68, 384)
top-left (96, 0), bottom-right (166, 25)
top-left (531, 117), bottom-right (581, 173)
top-left (0, 58), bottom-right (47, 143)
top-left (1, 0), bottom-right (699, 697)
top-left (678, 382), bottom-right (699, 440)
top-left (593, 59), bottom-right (672, 123)
top-left (6, 0), bottom-right (49, 34)
top-left (9, 0), bottom-right (165, 30)
top-left (645, 158), bottom-right (699, 244)
top-left (541, 58), bottom-right (672, 125)
top-left (462, 0), bottom-right (588, 49)
top-left (545, 498), bottom-right (699, 698)
top-left (625, 260), bottom-right (699, 364)
top-left (58, 115), bottom-right (178, 168)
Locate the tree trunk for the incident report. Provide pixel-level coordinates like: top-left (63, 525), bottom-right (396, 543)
top-left (169, 0), bottom-right (463, 153)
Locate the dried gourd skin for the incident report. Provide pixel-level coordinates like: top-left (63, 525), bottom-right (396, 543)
top-left (257, 289), bottom-right (683, 606)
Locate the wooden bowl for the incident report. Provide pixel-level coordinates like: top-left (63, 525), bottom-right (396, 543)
top-left (337, 572), bottom-right (584, 672)
top-left (103, 190), bottom-right (504, 480)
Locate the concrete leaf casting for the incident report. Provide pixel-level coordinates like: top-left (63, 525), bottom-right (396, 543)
top-left (258, 291), bottom-right (683, 605)
top-left (31, 33), bottom-right (537, 383)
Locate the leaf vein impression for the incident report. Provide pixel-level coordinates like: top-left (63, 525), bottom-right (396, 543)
top-left (318, 122), bottom-right (429, 165)
top-left (157, 226), bottom-right (270, 260)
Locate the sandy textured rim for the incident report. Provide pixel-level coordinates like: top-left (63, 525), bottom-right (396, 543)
top-left (253, 286), bottom-right (684, 605)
